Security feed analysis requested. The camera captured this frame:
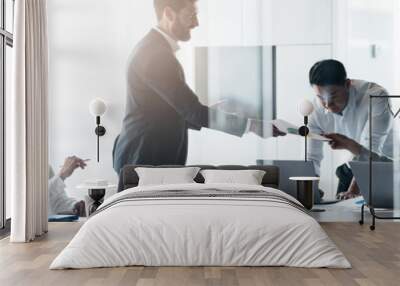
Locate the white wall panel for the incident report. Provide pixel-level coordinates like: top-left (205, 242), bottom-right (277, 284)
top-left (242, 0), bottom-right (262, 46)
top-left (48, 0), bottom-right (156, 199)
top-left (347, 0), bottom-right (397, 93)
top-left (194, 0), bottom-right (333, 47)
top-left (193, 0), bottom-right (243, 46)
top-left (262, 0), bottom-right (333, 45)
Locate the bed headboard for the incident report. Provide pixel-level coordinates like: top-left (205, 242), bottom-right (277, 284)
top-left (117, 165), bottom-right (280, 192)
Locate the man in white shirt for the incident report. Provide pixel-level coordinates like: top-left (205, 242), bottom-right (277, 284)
top-left (49, 156), bottom-right (87, 216)
top-left (308, 59), bottom-right (394, 199)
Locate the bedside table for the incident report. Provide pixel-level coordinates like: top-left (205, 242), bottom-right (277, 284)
top-left (77, 183), bottom-right (117, 215)
top-left (289, 177), bottom-right (325, 212)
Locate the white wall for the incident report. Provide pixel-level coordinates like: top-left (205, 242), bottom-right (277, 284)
top-left (193, 0), bottom-right (333, 46)
top-left (347, 0), bottom-right (397, 93)
top-left (48, 0), bottom-right (156, 199)
top-left (334, 0), bottom-right (400, 95)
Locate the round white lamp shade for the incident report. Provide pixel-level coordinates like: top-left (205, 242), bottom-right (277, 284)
top-left (89, 98), bottom-right (107, 117)
top-left (299, 99), bottom-right (314, 116)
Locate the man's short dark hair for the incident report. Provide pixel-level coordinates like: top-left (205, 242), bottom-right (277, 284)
top-left (153, 0), bottom-right (193, 21)
top-left (309, 59), bottom-right (347, 86)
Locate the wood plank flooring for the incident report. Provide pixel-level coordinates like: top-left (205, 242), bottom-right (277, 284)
top-left (0, 222), bottom-right (399, 286)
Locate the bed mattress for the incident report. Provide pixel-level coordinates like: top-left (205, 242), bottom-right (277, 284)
top-left (50, 183), bottom-right (351, 269)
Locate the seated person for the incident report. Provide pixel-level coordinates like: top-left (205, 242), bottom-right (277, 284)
top-left (49, 156), bottom-right (88, 216)
top-left (307, 59), bottom-right (393, 200)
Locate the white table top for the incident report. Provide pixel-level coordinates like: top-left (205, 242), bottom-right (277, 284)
top-left (76, 184), bottom-right (117, 190)
top-left (289, 177), bottom-right (320, 181)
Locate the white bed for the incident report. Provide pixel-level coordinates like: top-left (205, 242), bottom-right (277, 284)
top-left (50, 183), bottom-right (351, 269)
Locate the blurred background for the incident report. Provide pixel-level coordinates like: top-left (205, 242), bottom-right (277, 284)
top-left (36, 0), bottom-right (400, 209)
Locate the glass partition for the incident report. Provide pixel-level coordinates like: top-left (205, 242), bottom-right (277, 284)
top-left (187, 46), bottom-right (273, 166)
top-left (45, 0), bottom-right (400, 217)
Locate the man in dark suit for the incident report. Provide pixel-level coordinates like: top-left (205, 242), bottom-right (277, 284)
top-left (113, 0), bottom-right (282, 174)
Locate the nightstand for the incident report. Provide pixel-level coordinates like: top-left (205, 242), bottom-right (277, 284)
top-left (77, 183), bottom-right (117, 215)
top-left (289, 177), bottom-right (325, 212)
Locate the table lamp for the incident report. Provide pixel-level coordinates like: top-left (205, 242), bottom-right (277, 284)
top-left (298, 99), bottom-right (314, 162)
top-left (89, 98), bottom-right (107, 162)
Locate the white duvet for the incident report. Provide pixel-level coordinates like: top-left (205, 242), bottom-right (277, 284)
top-left (50, 183), bottom-right (351, 269)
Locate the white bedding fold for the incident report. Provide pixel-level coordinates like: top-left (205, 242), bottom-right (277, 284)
top-left (50, 183), bottom-right (351, 269)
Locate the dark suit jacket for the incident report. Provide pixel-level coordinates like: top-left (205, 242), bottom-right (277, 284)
top-left (113, 29), bottom-right (247, 174)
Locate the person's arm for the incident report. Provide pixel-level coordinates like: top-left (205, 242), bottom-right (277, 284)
top-left (246, 119), bottom-right (287, 138)
top-left (186, 122), bottom-right (202, 131)
top-left (356, 146), bottom-right (392, 162)
top-left (58, 156), bottom-right (88, 180)
top-left (324, 133), bottom-right (391, 200)
top-left (324, 133), bottom-right (392, 162)
top-left (48, 175), bottom-right (77, 215)
top-left (138, 51), bottom-right (248, 137)
top-left (48, 156), bottom-right (88, 215)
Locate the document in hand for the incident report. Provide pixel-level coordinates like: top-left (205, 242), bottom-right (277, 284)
top-left (272, 119), bottom-right (331, 141)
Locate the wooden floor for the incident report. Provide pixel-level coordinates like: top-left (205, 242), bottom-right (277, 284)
top-left (0, 222), bottom-right (399, 286)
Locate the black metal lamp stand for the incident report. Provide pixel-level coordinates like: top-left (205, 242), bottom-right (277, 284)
top-left (94, 116), bottom-right (106, 162)
top-left (298, 116), bottom-right (310, 162)
top-left (298, 116), bottom-right (325, 212)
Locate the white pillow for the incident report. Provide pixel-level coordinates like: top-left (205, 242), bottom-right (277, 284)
top-left (200, 169), bottom-right (266, 185)
top-left (135, 167), bottom-right (201, 186)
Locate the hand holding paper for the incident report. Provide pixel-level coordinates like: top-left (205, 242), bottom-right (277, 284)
top-left (247, 118), bottom-right (331, 141)
top-left (248, 119), bottom-right (287, 138)
top-left (272, 119), bottom-right (331, 142)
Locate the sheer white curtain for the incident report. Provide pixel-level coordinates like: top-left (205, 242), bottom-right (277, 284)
top-left (10, 0), bottom-right (49, 242)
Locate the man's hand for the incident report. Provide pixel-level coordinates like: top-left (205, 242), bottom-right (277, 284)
top-left (209, 100), bottom-right (231, 112)
top-left (59, 156), bottom-right (89, 181)
top-left (249, 119), bottom-right (286, 138)
top-left (324, 133), bottom-right (362, 155)
top-left (337, 178), bottom-right (361, 200)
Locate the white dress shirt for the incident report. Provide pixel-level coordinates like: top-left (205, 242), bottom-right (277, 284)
top-left (308, 79), bottom-right (394, 175)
